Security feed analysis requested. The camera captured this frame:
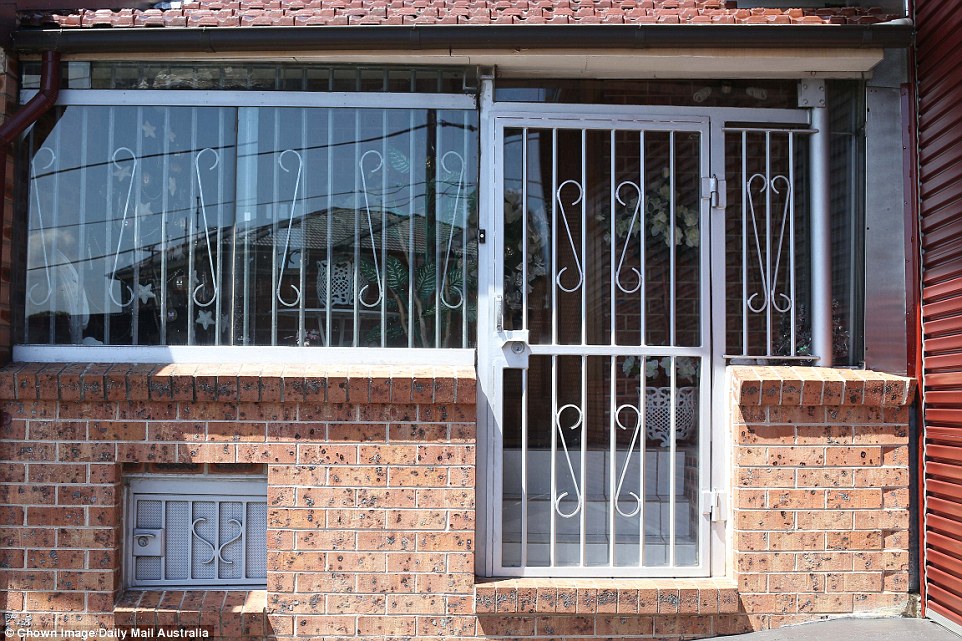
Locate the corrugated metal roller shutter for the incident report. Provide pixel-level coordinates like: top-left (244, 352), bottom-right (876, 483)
top-left (917, 0), bottom-right (962, 627)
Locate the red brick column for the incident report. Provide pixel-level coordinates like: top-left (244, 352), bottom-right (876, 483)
top-left (731, 366), bottom-right (915, 630)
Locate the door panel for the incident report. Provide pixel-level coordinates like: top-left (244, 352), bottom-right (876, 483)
top-left (489, 116), bottom-right (711, 577)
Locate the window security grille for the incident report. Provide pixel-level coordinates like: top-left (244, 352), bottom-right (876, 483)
top-left (126, 477), bottom-right (267, 588)
top-left (723, 127), bottom-right (814, 361)
top-left (21, 103), bottom-right (478, 349)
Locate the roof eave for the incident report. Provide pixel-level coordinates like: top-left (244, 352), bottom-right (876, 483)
top-left (12, 21), bottom-right (915, 55)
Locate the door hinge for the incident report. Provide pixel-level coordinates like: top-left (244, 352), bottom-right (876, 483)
top-left (702, 175), bottom-right (726, 209)
top-left (702, 490), bottom-right (728, 523)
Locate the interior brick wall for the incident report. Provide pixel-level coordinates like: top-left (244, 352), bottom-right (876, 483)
top-left (0, 363), bottom-right (914, 640)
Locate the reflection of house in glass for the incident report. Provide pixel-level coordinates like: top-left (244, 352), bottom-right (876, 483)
top-left (77, 202), bottom-right (477, 349)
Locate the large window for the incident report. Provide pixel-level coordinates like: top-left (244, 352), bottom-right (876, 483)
top-left (19, 99), bottom-right (478, 349)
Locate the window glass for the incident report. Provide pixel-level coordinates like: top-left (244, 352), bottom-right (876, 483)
top-left (495, 78), bottom-right (798, 109)
top-left (23, 105), bottom-right (236, 346)
top-left (22, 62), bottom-right (477, 94)
top-left (828, 81), bottom-right (864, 366)
top-left (20, 105), bottom-right (479, 348)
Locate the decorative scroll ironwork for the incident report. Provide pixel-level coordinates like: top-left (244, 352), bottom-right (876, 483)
top-left (615, 180), bottom-right (643, 294)
top-left (554, 402), bottom-right (584, 519)
top-left (192, 148), bottom-right (220, 308)
top-left (218, 518), bottom-right (243, 564)
top-left (276, 149), bottom-right (303, 308)
top-left (613, 403), bottom-right (644, 518)
top-left (129, 478), bottom-right (266, 587)
top-left (190, 516), bottom-right (242, 565)
top-left (108, 147), bottom-right (139, 308)
top-left (746, 173), bottom-right (793, 315)
top-left (358, 149), bottom-right (384, 308)
top-left (555, 179), bottom-right (585, 293)
top-left (191, 517), bottom-right (217, 564)
top-left (27, 147), bottom-right (57, 306)
top-left (440, 150), bottom-right (465, 310)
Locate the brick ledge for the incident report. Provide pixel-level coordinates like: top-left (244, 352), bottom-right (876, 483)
top-left (114, 589), bottom-right (266, 638)
top-left (0, 362), bottom-right (476, 405)
top-left (729, 366), bottom-right (915, 408)
top-left (475, 577), bottom-right (738, 615)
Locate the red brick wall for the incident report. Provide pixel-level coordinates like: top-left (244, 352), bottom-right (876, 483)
top-left (0, 362), bottom-right (476, 638)
top-left (0, 363), bottom-right (913, 640)
top-left (730, 366), bottom-right (915, 629)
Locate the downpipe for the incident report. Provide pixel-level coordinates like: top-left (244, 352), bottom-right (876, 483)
top-left (0, 50), bottom-right (60, 145)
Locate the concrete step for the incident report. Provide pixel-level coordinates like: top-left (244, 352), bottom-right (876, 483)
top-left (706, 618), bottom-right (959, 641)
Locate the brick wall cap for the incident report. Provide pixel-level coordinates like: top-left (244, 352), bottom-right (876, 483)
top-left (729, 365), bottom-right (915, 407)
top-left (0, 361), bottom-right (476, 404)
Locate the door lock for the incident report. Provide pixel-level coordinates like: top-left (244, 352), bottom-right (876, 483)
top-left (501, 339), bottom-right (531, 368)
top-left (498, 328), bottom-right (530, 369)
top-left (132, 529), bottom-right (164, 556)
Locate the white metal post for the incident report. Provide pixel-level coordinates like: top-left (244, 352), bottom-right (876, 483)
top-left (805, 81), bottom-right (833, 367)
top-left (476, 73), bottom-right (497, 578)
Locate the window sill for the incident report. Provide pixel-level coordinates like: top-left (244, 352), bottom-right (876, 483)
top-left (474, 577), bottom-right (739, 615)
top-left (114, 589), bottom-right (266, 638)
top-left (12, 344), bottom-right (475, 368)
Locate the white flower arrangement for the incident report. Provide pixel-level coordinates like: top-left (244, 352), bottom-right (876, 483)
top-left (615, 168), bottom-right (699, 250)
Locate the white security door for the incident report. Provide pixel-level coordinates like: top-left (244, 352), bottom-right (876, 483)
top-left (482, 112), bottom-right (713, 577)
